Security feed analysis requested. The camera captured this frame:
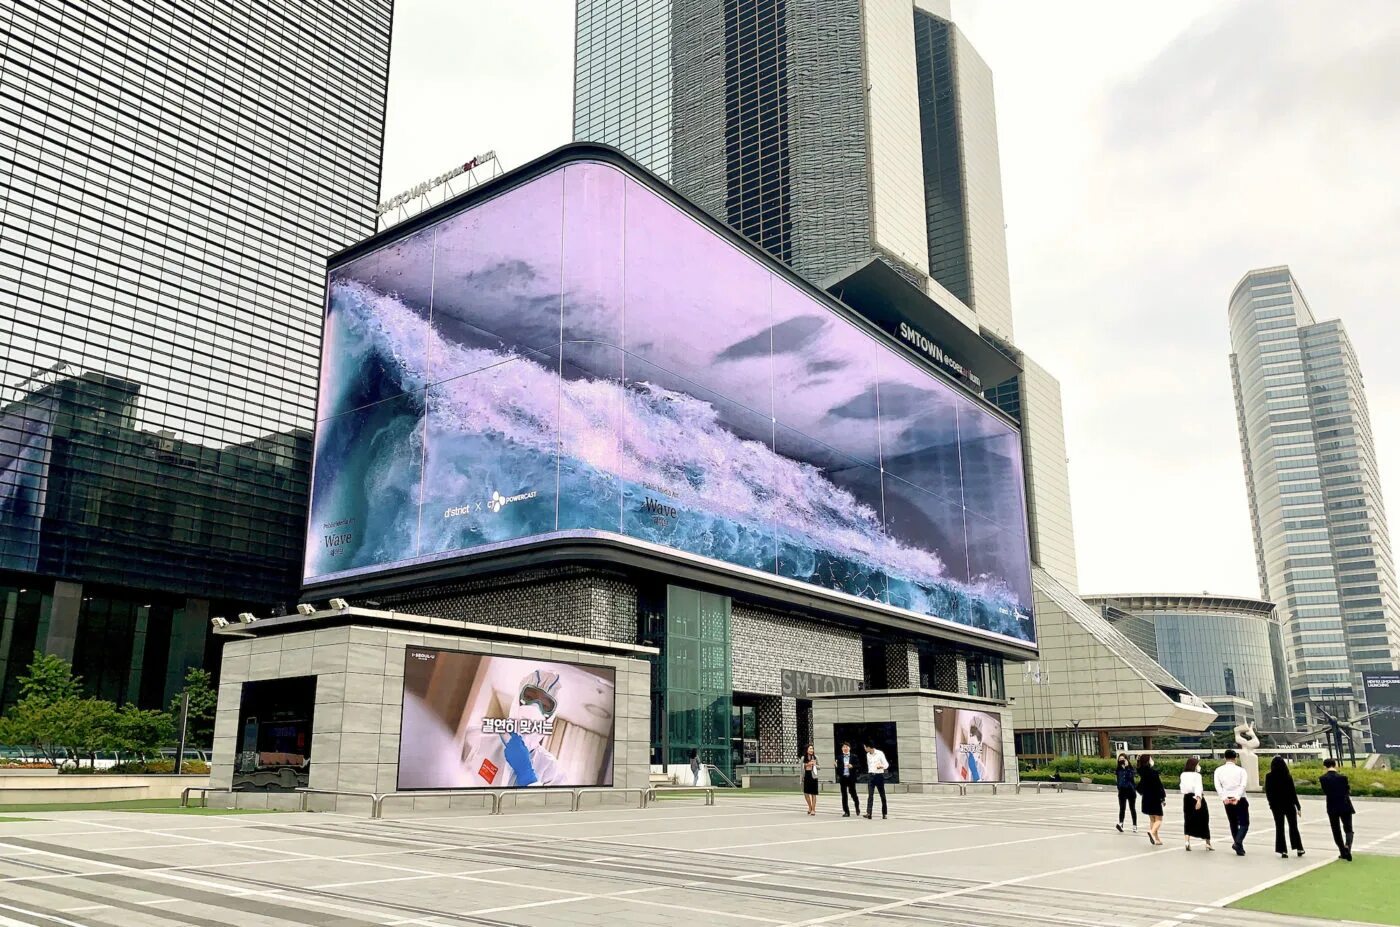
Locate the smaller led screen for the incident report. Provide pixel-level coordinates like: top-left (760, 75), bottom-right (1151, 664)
top-left (934, 707), bottom-right (1003, 783)
top-left (398, 647), bottom-right (616, 789)
top-left (1364, 672), bottom-right (1400, 754)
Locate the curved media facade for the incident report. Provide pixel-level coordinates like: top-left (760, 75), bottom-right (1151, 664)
top-left (307, 159), bottom-right (1035, 643)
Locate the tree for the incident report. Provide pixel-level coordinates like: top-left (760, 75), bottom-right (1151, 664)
top-left (16, 651), bottom-right (82, 704)
top-left (169, 667), bottom-right (217, 747)
top-left (110, 704), bottom-right (176, 757)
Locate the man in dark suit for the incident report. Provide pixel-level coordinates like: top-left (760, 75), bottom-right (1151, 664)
top-left (836, 742), bottom-right (861, 818)
top-left (1319, 758), bottom-right (1356, 861)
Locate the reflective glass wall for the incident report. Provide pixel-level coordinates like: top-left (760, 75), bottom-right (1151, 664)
top-left (1153, 611), bottom-right (1292, 732)
top-left (0, 0), bottom-right (392, 604)
top-left (308, 160), bottom-right (1034, 643)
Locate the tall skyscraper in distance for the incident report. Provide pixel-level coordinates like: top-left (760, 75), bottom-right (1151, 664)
top-left (1230, 266), bottom-right (1400, 740)
top-left (572, 0), bottom-right (1079, 590)
top-left (0, 0), bottom-right (393, 710)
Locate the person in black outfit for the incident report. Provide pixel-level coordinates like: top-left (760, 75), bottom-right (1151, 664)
top-left (1263, 755), bottom-right (1304, 859)
top-left (1320, 758), bottom-right (1356, 861)
top-left (835, 741), bottom-right (861, 818)
top-left (1136, 753), bottom-right (1167, 846)
top-left (801, 744), bottom-right (820, 816)
top-left (1114, 752), bottom-right (1138, 833)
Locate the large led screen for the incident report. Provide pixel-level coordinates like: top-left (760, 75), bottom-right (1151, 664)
top-left (398, 647), bottom-right (616, 789)
top-left (307, 159), bottom-right (1035, 643)
top-left (934, 707), bottom-right (1004, 783)
top-left (1364, 672), bottom-right (1400, 754)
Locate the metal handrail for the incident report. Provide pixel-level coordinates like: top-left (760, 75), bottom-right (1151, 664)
top-left (181, 786), bottom-right (233, 808)
top-left (377, 789), bottom-right (501, 817)
top-left (644, 786), bottom-right (715, 806)
top-left (571, 787), bottom-right (647, 811)
top-left (296, 787), bottom-right (382, 815)
top-left (703, 764), bottom-right (739, 788)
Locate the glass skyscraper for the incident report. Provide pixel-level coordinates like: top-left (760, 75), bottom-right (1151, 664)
top-left (1230, 266), bottom-right (1400, 741)
top-left (574, 0), bottom-right (673, 180)
top-left (0, 0), bottom-right (393, 710)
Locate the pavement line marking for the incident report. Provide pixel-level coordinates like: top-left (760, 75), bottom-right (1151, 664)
top-left (783, 843), bottom-right (1166, 926)
top-left (307, 863), bottom-right (520, 889)
top-left (836, 830), bottom-right (1084, 867)
top-left (613, 894), bottom-right (786, 923)
top-left (0, 901), bottom-right (91, 927)
top-left (705, 822), bottom-right (979, 851)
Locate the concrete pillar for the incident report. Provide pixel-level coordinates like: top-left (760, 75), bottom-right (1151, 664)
top-left (1097, 730), bottom-right (1110, 758)
top-left (1144, 735), bottom-right (1155, 751)
top-left (43, 580), bottom-right (82, 662)
top-left (954, 654), bottom-right (970, 695)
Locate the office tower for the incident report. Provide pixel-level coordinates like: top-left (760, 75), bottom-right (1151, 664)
top-left (574, 0), bottom-right (673, 179)
top-left (0, 0), bottom-right (393, 710)
top-left (1230, 266), bottom-right (1400, 739)
top-left (572, 0), bottom-right (1078, 590)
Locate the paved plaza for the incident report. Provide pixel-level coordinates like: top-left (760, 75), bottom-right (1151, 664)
top-left (1, 791), bottom-right (1398, 927)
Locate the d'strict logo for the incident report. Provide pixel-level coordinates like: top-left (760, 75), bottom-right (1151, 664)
top-left (444, 490), bottom-right (538, 519)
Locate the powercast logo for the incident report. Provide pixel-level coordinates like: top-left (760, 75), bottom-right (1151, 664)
top-left (488, 489), bottom-right (537, 513)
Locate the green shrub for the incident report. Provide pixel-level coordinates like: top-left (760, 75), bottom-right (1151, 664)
top-left (1019, 757), bottom-right (1400, 798)
top-left (107, 759), bottom-right (210, 775)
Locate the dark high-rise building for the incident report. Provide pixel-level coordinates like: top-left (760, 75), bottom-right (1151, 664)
top-left (0, 0), bottom-right (393, 710)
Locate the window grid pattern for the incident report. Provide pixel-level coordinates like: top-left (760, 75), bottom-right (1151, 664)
top-left (0, 0), bottom-right (392, 602)
top-left (573, 0), bottom-right (673, 179)
top-left (1229, 267), bottom-right (1400, 740)
top-left (912, 12), bottom-right (970, 305)
top-left (722, 0), bottom-right (792, 263)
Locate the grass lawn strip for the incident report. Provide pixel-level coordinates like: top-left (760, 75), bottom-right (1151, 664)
top-left (1229, 856), bottom-right (1400, 926)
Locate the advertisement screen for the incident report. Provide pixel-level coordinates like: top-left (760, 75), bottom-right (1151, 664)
top-left (935, 707), bottom-right (1003, 783)
top-left (307, 158), bottom-right (1035, 643)
top-left (398, 647), bottom-right (616, 789)
top-left (1364, 672), bottom-right (1400, 754)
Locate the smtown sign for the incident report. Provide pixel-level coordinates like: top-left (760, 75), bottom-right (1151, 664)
top-left (305, 156), bottom-right (1037, 645)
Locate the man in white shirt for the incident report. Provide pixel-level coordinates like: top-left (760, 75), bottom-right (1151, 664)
top-left (863, 743), bottom-right (890, 819)
top-left (1215, 749), bottom-right (1250, 855)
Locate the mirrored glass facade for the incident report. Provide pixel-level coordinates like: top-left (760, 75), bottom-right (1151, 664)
top-left (0, 0), bottom-right (392, 709)
top-left (574, 0), bottom-right (672, 179)
top-left (1229, 267), bottom-right (1400, 737)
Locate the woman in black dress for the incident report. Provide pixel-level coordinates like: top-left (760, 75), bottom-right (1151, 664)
top-left (1180, 755), bottom-right (1213, 850)
top-left (801, 743), bottom-right (820, 815)
top-left (1137, 753), bottom-right (1167, 846)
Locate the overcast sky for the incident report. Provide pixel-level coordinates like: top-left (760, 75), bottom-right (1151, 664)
top-left (380, 1), bottom-right (1400, 600)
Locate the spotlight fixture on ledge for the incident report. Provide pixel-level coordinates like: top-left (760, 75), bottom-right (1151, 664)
top-left (237, 612), bottom-right (257, 624)
top-left (296, 604), bottom-right (317, 616)
top-left (329, 598), bottom-right (350, 610)
top-left (210, 617), bottom-right (230, 629)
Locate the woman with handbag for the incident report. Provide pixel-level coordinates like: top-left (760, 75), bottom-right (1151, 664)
top-left (1180, 756), bottom-right (1214, 851)
top-left (801, 743), bottom-right (820, 815)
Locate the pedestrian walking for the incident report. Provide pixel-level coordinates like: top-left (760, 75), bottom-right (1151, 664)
top-left (1215, 749), bottom-right (1250, 855)
top-left (1320, 758), bottom-right (1356, 861)
top-left (836, 742), bottom-right (861, 818)
top-left (1180, 756), bottom-right (1214, 851)
top-left (1115, 752), bottom-right (1138, 833)
top-left (1263, 755), bottom-right (1304, 859)
top-left (801, 744), bottom-right (820, 815)
top-left (688, 748), bottom-right (702, 786)
top-left (1137, 753), bottom-right (1167, 846)
top-left (863, 742), bottom-right (889, 819)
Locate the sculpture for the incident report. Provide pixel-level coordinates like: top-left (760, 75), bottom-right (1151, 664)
top-left (1233, 722), bottom-right (1262, 792)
